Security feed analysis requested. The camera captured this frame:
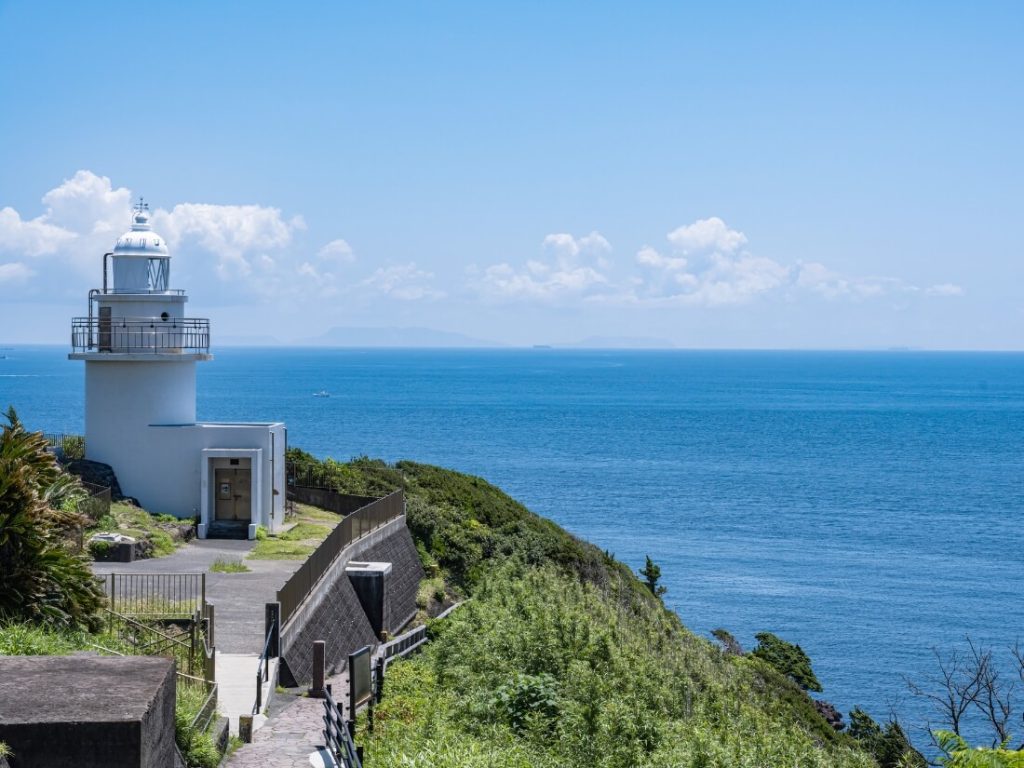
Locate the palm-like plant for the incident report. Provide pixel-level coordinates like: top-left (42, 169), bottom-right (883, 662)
top-left (0, 407), bottom-right (103, 630)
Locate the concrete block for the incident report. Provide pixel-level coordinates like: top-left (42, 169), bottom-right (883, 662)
top-left (0, 655), bottom-right (175, 768)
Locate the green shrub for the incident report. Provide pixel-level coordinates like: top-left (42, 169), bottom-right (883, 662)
top-left (175, 683), bottom-right (220, 768)
top-left (0, 408), bottom-right (104, 630)
top-left (61, 435), bottom-right (85, 460)
top-left (88, 540), bottom-right (112, 559)
top-left (933, 731), bottom-right (1024, 768)
top-left (491, 673), bottom-right (560, 732)
top-left (751, 631), bottom-right (823, 692)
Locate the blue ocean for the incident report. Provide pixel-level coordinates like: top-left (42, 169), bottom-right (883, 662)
top-left (3, 345), bottom-right (1023, 741)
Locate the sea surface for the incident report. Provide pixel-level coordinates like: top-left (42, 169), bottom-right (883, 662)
top-left (3, 345), bottom-right (1023, 743)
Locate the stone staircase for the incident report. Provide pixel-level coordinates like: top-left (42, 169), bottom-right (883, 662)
top-left (206, 520), bottom-right (250, 540)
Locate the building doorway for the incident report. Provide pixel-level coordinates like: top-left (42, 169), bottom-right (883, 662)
top-left (214, 463), bottom-right (251, 521)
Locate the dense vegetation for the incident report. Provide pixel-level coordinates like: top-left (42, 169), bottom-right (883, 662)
top-left (0, 410), bottom-right (220, 767)
top-left (286, 451), bottom-right (889, 767)
top-left (0, 408), bottom-right (103, 629)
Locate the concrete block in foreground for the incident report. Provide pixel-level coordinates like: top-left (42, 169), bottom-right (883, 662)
top-left (0, 655), bottom-right (176, 768)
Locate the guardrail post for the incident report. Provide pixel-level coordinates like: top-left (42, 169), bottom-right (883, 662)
top-left (311, 639), bottom-right (326, 698)
top-left (255, 666), bottom-right (263, 712)
top-left (265, 602), bottom-right (280, 658)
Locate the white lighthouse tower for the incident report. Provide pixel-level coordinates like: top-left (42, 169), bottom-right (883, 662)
top-left (70, 199), bottom-right (285, 538)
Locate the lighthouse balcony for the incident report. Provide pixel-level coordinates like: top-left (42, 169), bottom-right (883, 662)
top-left (70, 316), bottom-right (211, 356)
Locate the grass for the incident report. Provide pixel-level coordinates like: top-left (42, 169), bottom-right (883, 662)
top-left (246, 503), bottom-right (338, 561)
top-left (175, 680), bottom-right (221, 768)
top-left (210, 557), bottom-right (250, 573)
top-left (278, 522), bottom-right (331, 541)
top-left (85, 501), bottom-right (191, 558)
top-left (249, 539), bottom-right (315, 560)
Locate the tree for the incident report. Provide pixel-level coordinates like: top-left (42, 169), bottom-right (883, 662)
top-left (711, 627), bottom-right (744, 656)
top-left (639, 555), bottom-right (666, 598)
top-left (848, 707), bottom-right (927, 768)
top-left (907, 638), bottom-right (1024, 752)
top-left (751, 631), bottom-right (822, 692)
top-left (0, 407), bottom-right (103, 630)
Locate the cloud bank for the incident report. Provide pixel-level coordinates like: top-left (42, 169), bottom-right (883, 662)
top-left (0, 171), bottom-right (443, 303)
top-left (473, 217), bottom-right (963, 308)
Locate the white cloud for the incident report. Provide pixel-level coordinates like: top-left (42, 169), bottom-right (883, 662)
top-left (667, 217), bottom-right (748, 254)
top-left (41, 169), bottom-right (131, 236)
top-left (152, 203), bottom-right (304, 280)
top-left (358, 263), bottom-right (444, 300)
top-left (477, 230), bottom-right (613, 301)
top-left (634, 219), bottom-right (787, 306)
top-left (0, 262), bottom-right (35, 283)
top-left (635, 245), bottom-right (687, 271)
top-left (926, 283), bottom-right (964, 297)
top-left (793, 261), bottom-right (898, 300)
top-left (318, 238), bottom-right (355, 263)
top-left (0, 206), bottom-right (75, 257)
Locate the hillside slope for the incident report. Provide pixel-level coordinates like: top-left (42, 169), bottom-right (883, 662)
top-left (287, 451), bottom-right (877, 768)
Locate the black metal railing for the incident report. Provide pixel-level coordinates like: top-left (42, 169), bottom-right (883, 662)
top-left (324, 684), bottom-right (362, 768)
top-left (43, 432), bottom-right (86, 460)
top-left (71, 316), bottom-right (210, 354)
top-left (105, 572), bottom-right (206, 619)
top-left (276, 491), bottom-right (405, 625)
top-left (96, 288), bottom-right (187, 295)
top-left (254, 618), bottom-right (276, 714)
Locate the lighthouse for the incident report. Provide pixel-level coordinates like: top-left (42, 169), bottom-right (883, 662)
top-left (70, 200), bottom-right (285, 539)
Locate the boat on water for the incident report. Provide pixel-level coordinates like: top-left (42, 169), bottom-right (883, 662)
top-left (313, 390), bottom-right (331, 398)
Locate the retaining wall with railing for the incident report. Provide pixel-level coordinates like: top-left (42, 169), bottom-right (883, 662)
top-left (277, 490), bottom-right (405, 625)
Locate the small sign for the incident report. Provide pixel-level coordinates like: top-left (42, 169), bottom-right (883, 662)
top-left (349, 645), bottom-right (373, 714)
top-left (219, 483), bottom-right (231, 499)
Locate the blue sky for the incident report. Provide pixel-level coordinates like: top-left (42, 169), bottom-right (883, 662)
top-left (0, 1), bottom-right (1021, 348)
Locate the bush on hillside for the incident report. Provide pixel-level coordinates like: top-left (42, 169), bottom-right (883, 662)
top-left (751, 631), bottom-right (823, 692)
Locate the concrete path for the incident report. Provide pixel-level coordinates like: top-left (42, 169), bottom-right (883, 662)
top-left (92, 538), bottom-right (305, 734)
top-left (93, 539), bottom-right (302, 653)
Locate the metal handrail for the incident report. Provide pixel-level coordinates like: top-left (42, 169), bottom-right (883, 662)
top-left (71, 316), bottom-right (210, 354)
top-left (324, 685), bottom-right (362, 768)
top-left (94, 288), bottom-right (187, 295)
top-left (253, 619), bottom-right (276, 714)
top-left (277, 491), bottom-right (405, 626)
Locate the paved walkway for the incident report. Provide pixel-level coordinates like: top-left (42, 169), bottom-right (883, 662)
top-left (92, 538), bottom-right (304, 734)
top-left (224, 670), bottom-right (350, 768)
top-left (93, 538), bottom-right (302, 653)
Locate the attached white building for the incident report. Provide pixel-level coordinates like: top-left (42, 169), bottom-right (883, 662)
top-left (69, 201), bottom-right (285, 539)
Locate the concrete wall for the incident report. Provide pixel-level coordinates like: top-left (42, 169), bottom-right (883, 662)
top-left (360, 524), bottom-right (425, 634)
top-left (84, 406), bottom-right (285, 530)
top-left (280, 517), bottom-right (423, 686)
top-left (0, 656), bottom-right (176, 768)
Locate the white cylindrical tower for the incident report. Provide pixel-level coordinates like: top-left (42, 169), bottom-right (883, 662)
top-left (69, 199), bottom-right (212, 508)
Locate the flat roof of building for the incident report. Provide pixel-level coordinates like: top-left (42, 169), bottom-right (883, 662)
top-left (0, 655), bottom-right (174, 724)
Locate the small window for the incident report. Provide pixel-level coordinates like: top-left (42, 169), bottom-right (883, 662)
top-left (160, 312), bottom-right (169, 321)
top-left (229, 458), bottom-right (239, 466)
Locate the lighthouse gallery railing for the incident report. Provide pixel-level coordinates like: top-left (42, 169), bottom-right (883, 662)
top-left (71, 316), bottom-right (210, 354)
